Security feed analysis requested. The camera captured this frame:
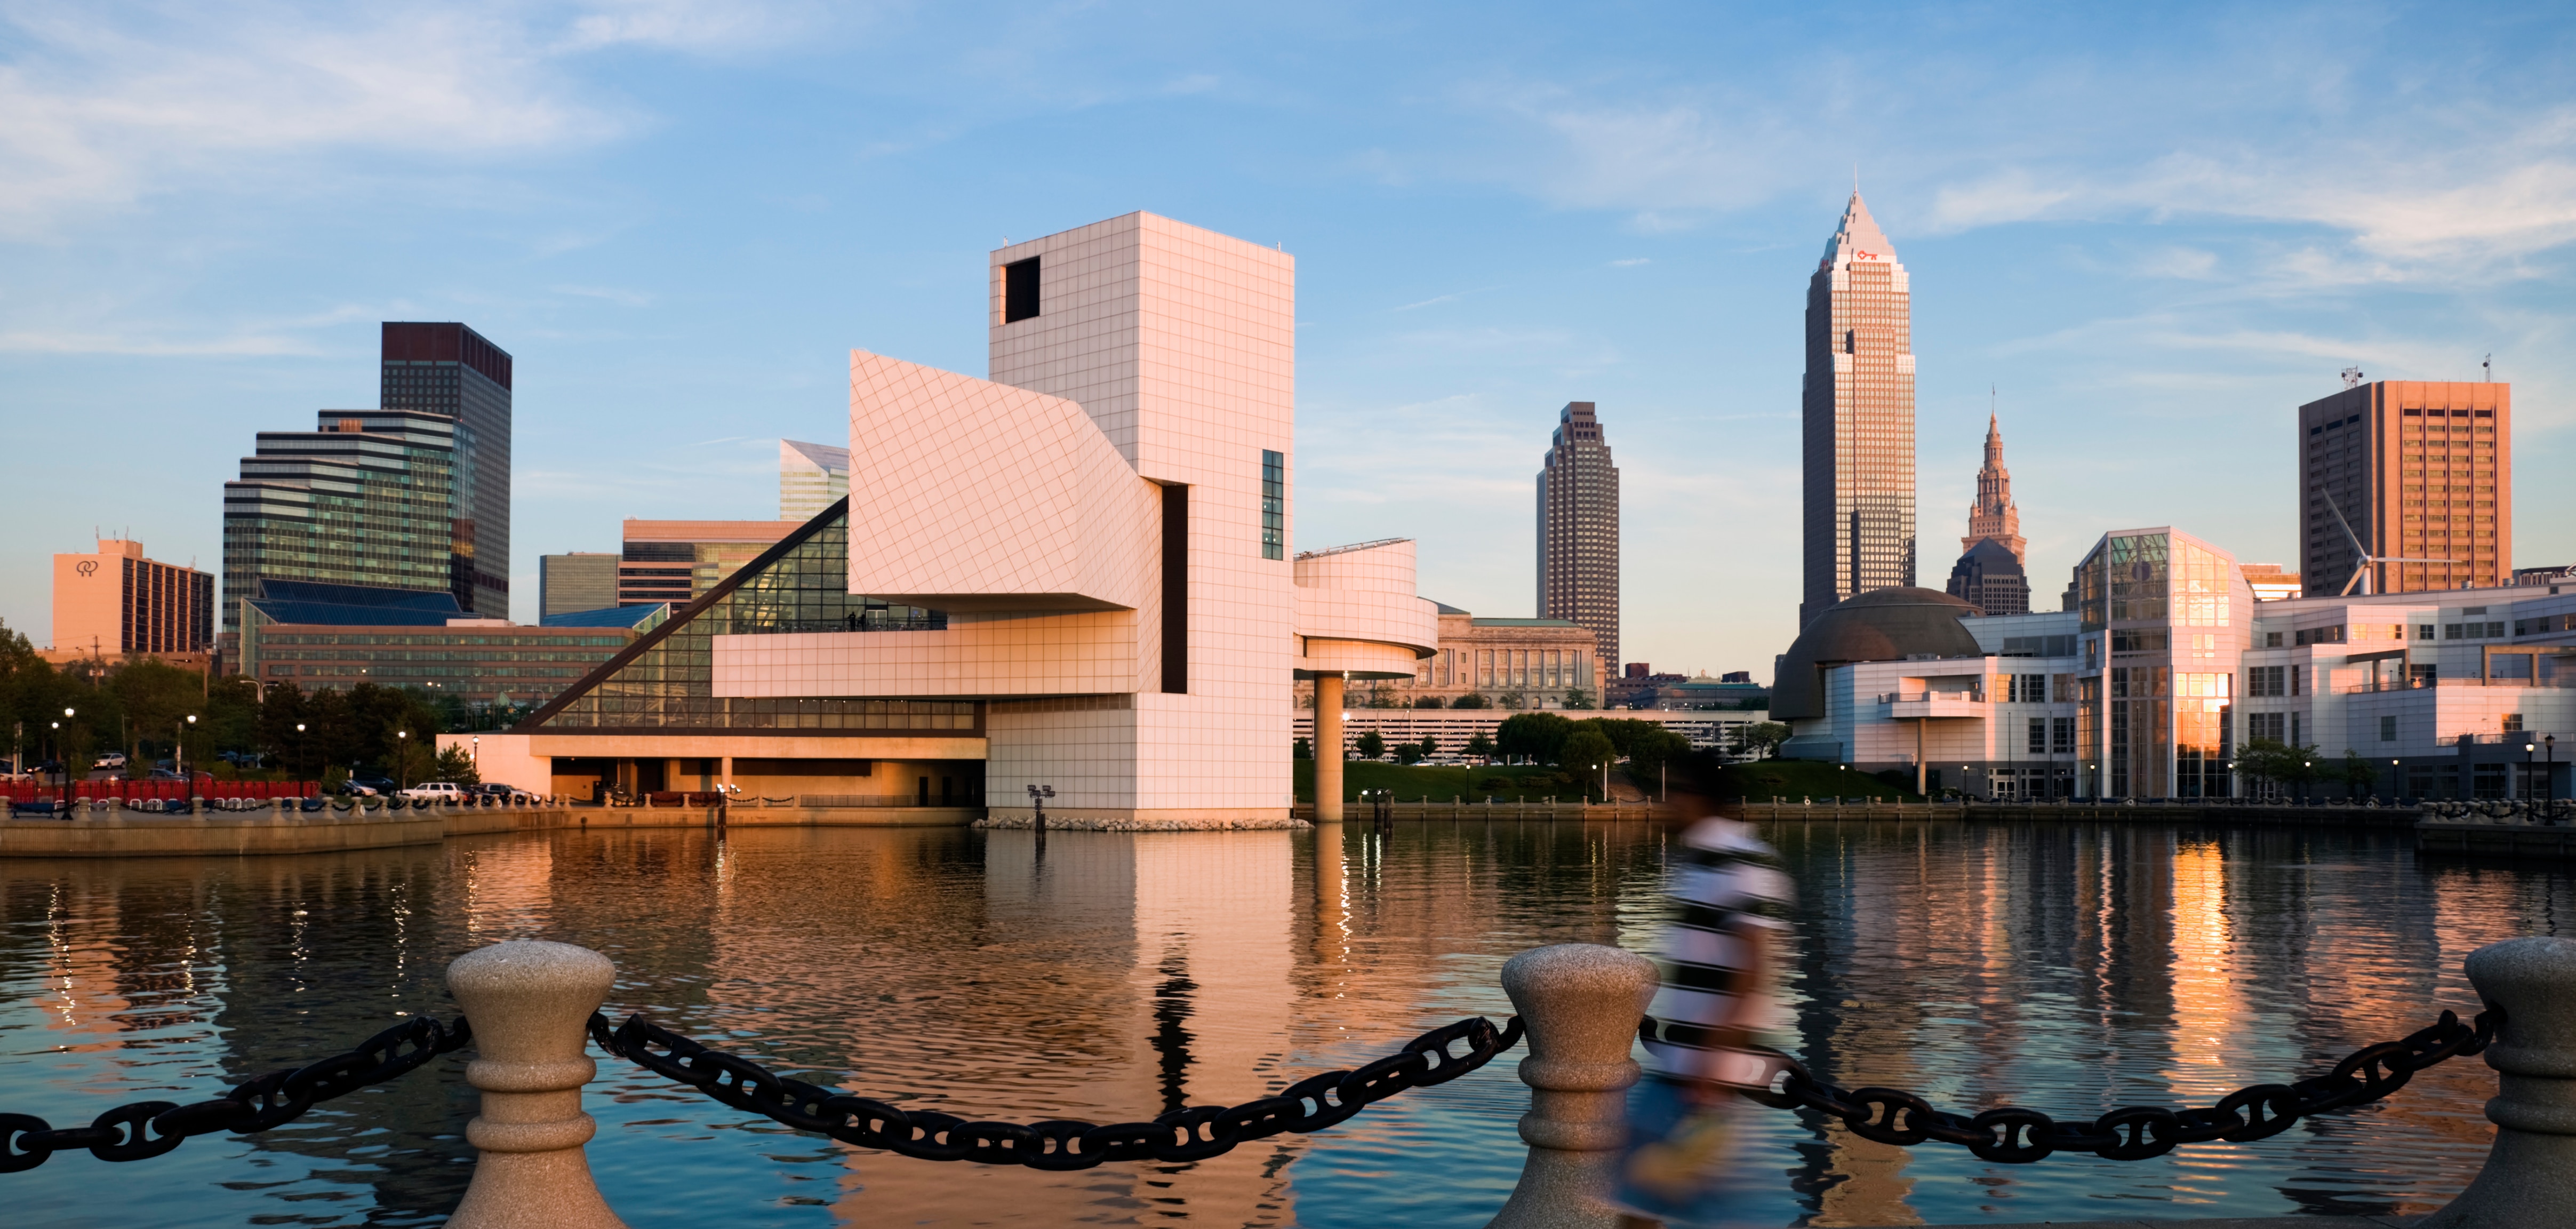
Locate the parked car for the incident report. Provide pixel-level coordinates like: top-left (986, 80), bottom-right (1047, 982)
top-left (470, 783), bottom-right (534, 804)
top-left (398, 781), bottom-right (468, 804)
top-left (93, 751), bottom-right (129, 771)
top-left (349, 775), bottom-right (397, 796)
top-left (148, 768), bottom-right (188, 782)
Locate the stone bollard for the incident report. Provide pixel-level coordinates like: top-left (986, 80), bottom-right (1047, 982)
top-left (2422, 936), bottom-right (2576, 1229)
top-left (445, 940), bottom-right (627, 1229)
top-left (1485, 943), bottom-right (1660, 1229)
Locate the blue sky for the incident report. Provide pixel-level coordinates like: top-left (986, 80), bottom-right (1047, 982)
top-left (5, 2), bottom-right (2574, 681)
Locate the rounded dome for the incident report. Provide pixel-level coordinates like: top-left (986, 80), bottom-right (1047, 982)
top-left (1772, 587), bottom-right (1982, 721)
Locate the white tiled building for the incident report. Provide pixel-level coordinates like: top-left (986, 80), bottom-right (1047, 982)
top-left (1779, 525), bottom-right (2576, 801)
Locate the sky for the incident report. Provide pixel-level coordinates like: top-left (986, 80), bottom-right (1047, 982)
top-left (5, 1), bottom-right (2575, 682)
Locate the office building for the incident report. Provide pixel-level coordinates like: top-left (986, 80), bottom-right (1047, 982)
top-left (781, 439), bottom-right (851, 522)
top-left (1962, 414), bottom-right (2025, 566)
top-left (465, 213), bottom-right (1438, 823)
top-left (2242, 564), bottom-right (2302, 602)
top-left (1535, 401), bottom-right (1621, 669)
top-left (1802, 190), bottom-right (1917, 625)
top-left (619, 520), bottom-right (803, 606)
top-left (237, 579), bottom-right (656, 707)
top-left (380, 322), bottom-right (513, 617)
top-left (2301, 380), bottom-right (2510, 596)
top-left (540, 553), bottom-right (623, 618)
top-left (1777, 524), bottom-right (2576, 801)
top-left (1946, 538), bottom-right (2031, 616)
top-left (1300, 602), bottom-right (1606, 710)
top-left (45, 539), bottom-right (215, 668)
top-left (221, 410), bottom-right (457, 643)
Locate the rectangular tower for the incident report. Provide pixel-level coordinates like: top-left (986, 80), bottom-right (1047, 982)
top-left (2299, 380), bottom-right (2510, 595)
top-left (987, 212), bottom-right (1298, 816)
top-left (221, 410), bottom-right (457, 641)
top-left (780, 438), bottom-right (851, 522)
top-left (539, 553), bottom-right (623, 618)
top-left (52, 539), bottom-right (215, 659)
top-left (1535, 401), bottom-right (1621, 674)
top-left (381, 322), bottom-right (513, 618)
top-left (1801, 191), bottom-right (1916, 625)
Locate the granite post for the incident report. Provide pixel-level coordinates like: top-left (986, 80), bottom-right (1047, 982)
top-left (1485, 943), bottom-right (1660, 1229)
top-left (2421, 935), bottom-right (2576, 1228)
top-left (444, 940), bottom-right (627, 1229)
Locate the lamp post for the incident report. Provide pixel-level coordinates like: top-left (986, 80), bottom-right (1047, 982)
top-left (295, 723), bottom-right (307, 785)
top-left (2526, 740), bottom-right (2538, 804)
top-left (397, 730), bottom-right (410, 792)
top-left (2391, 758), bottom-right (2401, 803)
top-left (1026, 783), bottom-right (1053, 833)
top-left (2548, 735), bottom-right (2559, 819)
top-left (180, 714), bottom-right (195, 786)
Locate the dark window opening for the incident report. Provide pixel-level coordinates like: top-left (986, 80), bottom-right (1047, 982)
top-left (1004, 258), bottom-right (1041, 323)
top-left (1163, 483), bottom-right (1189, 693)
top-left (1260, 450), bottom-right (1285, 561)
top-left (917, 776), bottom-right (930, 805)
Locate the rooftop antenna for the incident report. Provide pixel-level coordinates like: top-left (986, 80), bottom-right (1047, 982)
top-left (2340, 365), bottom-right (2365, 390)
top-left (2484, 353), bottom-right (2492, 382)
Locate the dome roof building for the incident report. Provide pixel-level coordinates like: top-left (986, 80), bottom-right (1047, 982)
top-left (1770, 586), bottom-right (1980, 722)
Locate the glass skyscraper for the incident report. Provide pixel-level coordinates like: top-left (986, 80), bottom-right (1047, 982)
top-left (381, 322), bottom-right (513, 617)
top-left (1801, 191), bottom-right (1917, 625)
top-left (220, 410), bottom-right (457, 637)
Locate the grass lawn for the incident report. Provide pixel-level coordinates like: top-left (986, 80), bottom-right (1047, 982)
top-left (1293, 759), bottom-right (1604, 803)
top-left (1719, 758), bottom-right (1924, 802)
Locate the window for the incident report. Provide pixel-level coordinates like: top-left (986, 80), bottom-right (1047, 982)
top-left (2028, 717), bottom-right (2046, 755)
top-left (2052, 717), bottom-right (2074, 754)
top-left (2420, 625), bottom-right (2436, 641)
top-left (2380, 715), bottom-right (2397, 743)
top-left (2247, 666), bottom-right (2285, 697)
top-left (1260, 450), bottom-right (1285, 560)
top-left (2249, 713), bottom-right (2286, 741)
top-left (2291, 665), bottom-right (2305, 697)
top-left (2009, 673), bottom-right (2045, 702)
top-left (1003, 258), bottom-right (1041, 323)
top-left (2263, 631), bottom-right (2283, 648)
top-left (2505, 713), bottom-right (2525, 732)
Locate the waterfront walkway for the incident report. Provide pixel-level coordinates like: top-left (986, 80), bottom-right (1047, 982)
top-left (0, 800), bottom-right (976, 857)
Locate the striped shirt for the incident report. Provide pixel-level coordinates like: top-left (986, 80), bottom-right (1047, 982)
top-left (1642, 817), bottom-right (1793, 1076)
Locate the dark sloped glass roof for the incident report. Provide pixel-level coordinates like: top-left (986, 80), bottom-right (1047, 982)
top-left (244, 578), bottom-right (462, 627)
top-left (540, 604), bottom-right (670, 629)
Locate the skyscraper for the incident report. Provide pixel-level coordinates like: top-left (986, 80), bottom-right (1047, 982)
top-left (2300, 380), bottom-right (2511, 595)
top-left (1962, 413), bottom-right (2026, 566)
top-left (1535, 400), bottom-right (1621, 673)
top-left (380, 322), bottom-right (512, 617)
top-left (539, 553), bottom-right (622, 618)
top-left (780, 438), bottom-right (851, 522)
top-left (221, 411), bottom-right (457, 640)
top-left (1801, 191), bottom-right (1917, 625)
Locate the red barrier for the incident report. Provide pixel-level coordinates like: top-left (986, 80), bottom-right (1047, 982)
top-left (7, 779), bottom-right (321, 804)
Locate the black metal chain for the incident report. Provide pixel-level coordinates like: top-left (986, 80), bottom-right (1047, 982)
top-left (0, 1015), bottom-right (473, 1173)
top-left (1665, 1003), bottom-right (2500, 1163)
top-left (587, 1010), bottom-right (1523, 1170)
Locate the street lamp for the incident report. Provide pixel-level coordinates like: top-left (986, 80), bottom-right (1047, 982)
top-left (2526, 740), bottom-right (2538, 806)
top-left (396, 730), bottom-right (410, 791)
top-left (2548, 735), bottom-right (2559, 819)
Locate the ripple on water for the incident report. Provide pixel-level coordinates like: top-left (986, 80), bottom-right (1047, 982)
top-left (0, 820), bottom-right (2567, 1226)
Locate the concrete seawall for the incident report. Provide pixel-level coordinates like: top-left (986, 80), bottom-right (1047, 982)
top-left (1, 803), bottom-right (980, 858)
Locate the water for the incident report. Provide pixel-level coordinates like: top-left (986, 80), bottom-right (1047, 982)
top-left (1, 820), bottom-right (2568, 1227)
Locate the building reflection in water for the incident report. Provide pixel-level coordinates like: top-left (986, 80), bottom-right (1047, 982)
top-left (2, 821), bottom-right (2573, 1227)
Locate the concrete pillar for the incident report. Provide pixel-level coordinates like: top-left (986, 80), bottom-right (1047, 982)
top-left (1315, 674), bottom-right (1346, 823)
top-left (1484, 943), bottom-right (1660, 1229)
top-left (2422, 936), bottom-right (2576, 1229)
top-left (445, 940), bottom-right (627, 1229)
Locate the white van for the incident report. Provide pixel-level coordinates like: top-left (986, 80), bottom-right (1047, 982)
top-left (399, 781), bottom-right (468, 804)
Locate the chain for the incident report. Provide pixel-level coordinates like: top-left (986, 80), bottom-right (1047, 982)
top-left (588, 1010), bottom-right (1522, 1170)
top-left (1667, 1003), bottom-right (2500, 1163)
top-left (1, 1015), bottom-right (473, 1173)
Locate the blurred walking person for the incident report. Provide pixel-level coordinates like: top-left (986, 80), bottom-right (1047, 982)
top-left (1613, 759), bottom-right (1794, 1228)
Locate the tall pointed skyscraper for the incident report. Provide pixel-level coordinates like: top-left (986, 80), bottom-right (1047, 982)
top-left (1962, 413), bottom-right (2025, 566)
top-left (1800, 191), bottom-right (1916, 625)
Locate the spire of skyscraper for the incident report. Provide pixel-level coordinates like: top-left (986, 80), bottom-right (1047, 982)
top-left (1964, 411), bottom-right (2026, 566)
top-left (1800, 191), bottom-right (1917, 625)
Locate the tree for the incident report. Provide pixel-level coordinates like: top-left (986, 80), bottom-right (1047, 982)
top-left (1561, 729), bottom-right (1615, 789)
top-left (1355, 729), bottom-right (1387, 760)
top-left (433, 744), bottom-right (482, 786)
top-left (1419, 734), bottom-right (1440, 759)
top-left (1562, 687), bottom-right (1596, 710)
top-left (2336, 748), bottom-right (2380, 799)
top-left (1412, 695), bottom-right (1445, 709)
top-left (1292, 737), bottom-right (1311, 760)
top-left (1395, 742), bottom-right (1424, 765)
top-left (1451, 692), bottom-right (1490, 710)
top-left (1463, 732), bottom-right (1496, 757)
top-left (1497, 712), bottom-right (1574, 764)
top-left (1734, 722), bottom-right (1791, 760)
top-left (2235, 738), bottom-right (2321, 800)
top-left (1498, 689), bottom-right (1529, 711)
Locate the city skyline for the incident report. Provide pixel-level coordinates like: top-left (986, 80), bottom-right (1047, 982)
top-left (6, 4), bottom-right (2574, 680)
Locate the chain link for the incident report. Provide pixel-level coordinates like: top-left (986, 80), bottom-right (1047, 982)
top-left (1669, 1003), bottom-right (2499, 1164)
top-left (587, 1010), bottom-right (1523, 1170)
top-left (1, 1015), bottom-right (472, 1173)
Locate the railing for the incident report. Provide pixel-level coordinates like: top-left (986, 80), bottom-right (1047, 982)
top-left (1877, 689), bottom-right (1986, 704)
top-left (730, 613), bottom-right (948, 634)
top-left (2350, 676), bottom-right (2576, 693)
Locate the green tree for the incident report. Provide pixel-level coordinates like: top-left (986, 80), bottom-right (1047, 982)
top-left (1562, 687), bottom-right (1596, 710)
top-left (1451, 692), bottom-right (1490, 710)
top-left (1395, 742), bottom-right (1424, 765)
top-left (1292, 737), bottom-right (1311, 760)
top-left (1355, 729), bottom-right (1387, 759)
top-left (2337, 748), bottom-right (2381, 799)
top-left (1412, 695), bottom-right (1445, 709)
top-left (2235, 738), bottom-right (2322, 799)
top-left (1463, 731), bottom-right (1496, 757)
top-left (433, 744), bottom-right (482, 786)
top-left (1496, 712), bottom-right (1574, 764)
top-left (1419, 734), bottom-right (1440, 758)
top-left (1734, 721), bottom-right (1791, 760)
top-left (1561, 729), bottom-right (1616, 790)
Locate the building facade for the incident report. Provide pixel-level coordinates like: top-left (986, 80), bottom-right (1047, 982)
top-left (618, 520), bottom-right (802, 607)
top-left (221, 410), bottom-right (457, 642)
top-left (1535, 400), bottom-right (1620, 669)
top-left (1962, 413), bottom-right (2025, 565)
top-left (1780, 525), bottom-right (2576, 801)
top-left (1946, 537), bottom-right (2031, 616)
top-left (469, 212), bottom-right (1438, 823)
top-left (381, 322), bottom-right (513, 617)
top-left (47, 539), bottom-right (215, 667)
top-left (1297, 603), bottom-right (1606, 711)
top-left (238, 578), bottom-right (654, 707)
top-left (2300, 380), bottom-right (2510, 596)
top-left (540, 553), bottom-right (622, 618)
top-left (781, 438), bottom-right (851, 522)
top-left (1802, 191), bottom-right (1917, 625)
